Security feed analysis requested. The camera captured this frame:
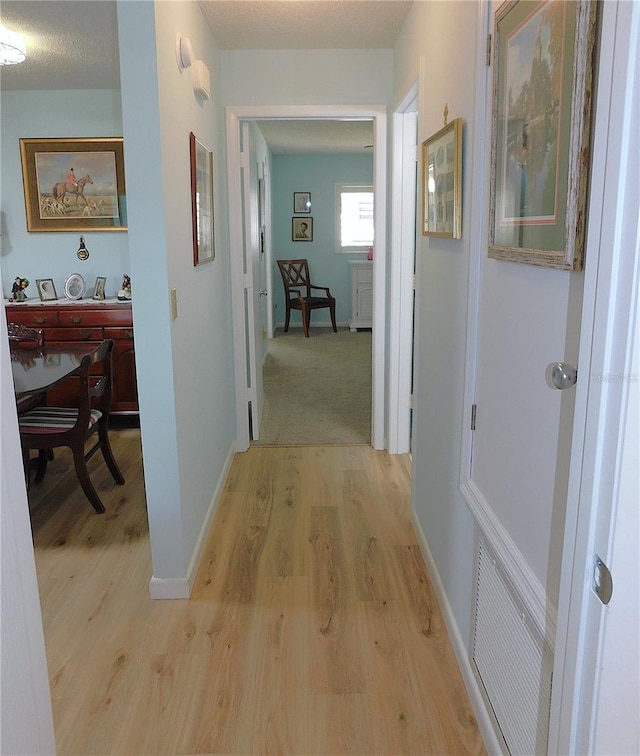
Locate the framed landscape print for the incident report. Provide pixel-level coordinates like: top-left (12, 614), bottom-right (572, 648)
top-left (190, 132), bottom-right (215, 266)
top-left (488, 0), bottom-right (598, 270)
top-left (20, 137), bottom-right (127, 232)
top-left (422, 118), bottom-right (463, 238)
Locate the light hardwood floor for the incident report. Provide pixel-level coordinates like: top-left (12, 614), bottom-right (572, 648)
top-left (30, 430), bottom-right (485, 755)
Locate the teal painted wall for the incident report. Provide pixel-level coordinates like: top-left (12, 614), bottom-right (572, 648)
top-left (271, 152), bottom-right (373, 328)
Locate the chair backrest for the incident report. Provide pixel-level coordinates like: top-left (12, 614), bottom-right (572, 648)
top-left (76, 339), bottom-right (115, 430)
top-left (277, 259), bottom-right (311, 297)
top-left (7, 323), bottom-right (44, 349)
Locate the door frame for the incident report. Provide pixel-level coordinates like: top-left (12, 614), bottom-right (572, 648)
top-left (226, 104), bottom-right (387, 452)
top-left (388, 83), bottom-right (418, 454)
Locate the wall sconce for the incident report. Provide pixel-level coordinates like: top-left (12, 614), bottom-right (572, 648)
top-left (176, 35), bottom-right (194, 70)
top-left (0, 24), bottom-right (26, 65)
top-left (193, 60), bottom-right (211, 101)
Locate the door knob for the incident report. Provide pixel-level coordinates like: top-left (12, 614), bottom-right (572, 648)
top-left (259, 289), bottom-right (268, 296)
top-left (548, 362), bottom-right (578, 390)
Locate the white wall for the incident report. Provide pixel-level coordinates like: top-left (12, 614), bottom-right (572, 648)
top-left (221, 49), bottom-right (393, 106)
top-left (0, 89), bottom-right (128, 299)
top-left (394, 0), bottom-right (480, 640)
top-left (117, 0), bottom-right (235, 592)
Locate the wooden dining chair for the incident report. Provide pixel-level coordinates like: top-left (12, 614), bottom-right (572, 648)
top-left (277, 259), bottom-right (337, 338)
top-left (18, 339), bottom-right (124, 513)
top-left (8, 323), bottom-right (46, 415)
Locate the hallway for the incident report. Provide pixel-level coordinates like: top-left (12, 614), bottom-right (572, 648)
top-left (32, 434), bottom-right (484, 754)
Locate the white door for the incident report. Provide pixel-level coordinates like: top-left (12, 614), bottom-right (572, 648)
top-left (461, 1), bottom-right (602, 752)
top-left (241, 122), bottom-right (264, 440)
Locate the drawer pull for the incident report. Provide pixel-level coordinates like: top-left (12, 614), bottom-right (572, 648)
top-left (125, 330), bottom-right (134, 339)
top-left (33, 316), bottom-right (47, 324)
top-left (80, 331), bottom-right (92, 340)
top-left (70, 316), bottom-right (83, 324)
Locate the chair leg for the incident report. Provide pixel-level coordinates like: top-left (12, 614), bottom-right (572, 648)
top-left (34, 450), bottom-right (49, 483)
top-left (284, 302), bottom-right (291, 333)
top-left (302, 305), bottom-right (310, 338)
top-left (71, 444), bottom-right (106, 514)
top-left (330, 302), bottom-right (337, 333)
top-left (22, 448), bottom-right (31, 490)
top-left (98, 426), bottom-right (125, 485)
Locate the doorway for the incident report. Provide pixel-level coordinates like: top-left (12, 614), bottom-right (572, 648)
top-left (226, 105), bottom-right (387, 452)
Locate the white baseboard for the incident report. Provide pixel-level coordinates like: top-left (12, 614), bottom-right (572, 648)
top-left (274, 320), bottom-right (350, 330)
top-left (148, 441), bottom-right (237, 600)
top-left (148, 576), bottom-right (191, 600)
top-left (411, 509), bottom-right (504, 755)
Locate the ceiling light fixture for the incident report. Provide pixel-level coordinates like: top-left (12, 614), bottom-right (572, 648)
top-left (0, 24), bottom-right (26, 65)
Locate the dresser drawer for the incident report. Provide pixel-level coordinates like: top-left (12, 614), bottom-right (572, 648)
top-left (8, 309), bottom-right (59, 327)
top-left (104, 326), bottom-right (134, 341)
top-left (57, 310), bottom-right (110, 327)
top-left (355, 265), bottom-right (373, 284)
top-left (47, 327), bottom-right (103, 342)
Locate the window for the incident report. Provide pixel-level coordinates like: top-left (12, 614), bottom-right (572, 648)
top-left (335, 184), bottom-right (374, 253)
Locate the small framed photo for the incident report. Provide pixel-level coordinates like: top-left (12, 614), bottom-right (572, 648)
top-left (36, 278), bottom-right (58, 301)
top-left (292, 217), bottom-right (313, 242)
top-left (93, 276), bottom-right (107, 300)
top-left (293, 192), bottom-right (311, 213)
top-left (422, 117), bottom-right (463, 238)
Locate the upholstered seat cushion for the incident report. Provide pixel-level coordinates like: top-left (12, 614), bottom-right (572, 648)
top-left (18, 407), bottom-right (102, 433)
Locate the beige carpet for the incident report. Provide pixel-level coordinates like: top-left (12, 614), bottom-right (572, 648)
top-left (255, 327), bottom-right (372, 445)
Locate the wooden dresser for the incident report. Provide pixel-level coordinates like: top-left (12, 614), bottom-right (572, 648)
top-left (5, 300), bottom-right (138, 414)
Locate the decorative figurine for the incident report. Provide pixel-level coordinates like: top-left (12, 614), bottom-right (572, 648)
top-left (117, 274), bottom-right (131, 301)
top-left (11, 277), bottom-right (29, 302)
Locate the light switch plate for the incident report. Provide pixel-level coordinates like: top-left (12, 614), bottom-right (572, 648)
top-left (170, 287), bottom-right (178, 320)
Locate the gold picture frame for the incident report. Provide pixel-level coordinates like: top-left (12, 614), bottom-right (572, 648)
top-left (422, 118), bottom-right (463, 239)
top-left (20, 137), bottom-right (127, 232)
top-left (190, 132), bottom-right (215, 266)
top-left (488, 0), bottom-right (597, 270)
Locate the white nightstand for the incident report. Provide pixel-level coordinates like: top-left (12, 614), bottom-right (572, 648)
top-left (348, 260), bottom-right (373, 331)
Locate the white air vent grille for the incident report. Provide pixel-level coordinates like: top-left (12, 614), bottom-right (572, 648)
top-left (473, 540), bottom-right (553, 755)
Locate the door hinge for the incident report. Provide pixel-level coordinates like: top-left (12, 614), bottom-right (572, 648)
top-left (408, 393), bottom-right (414, 409)
top-left (239, 150), bottom-right (249, 169)
top-left (470, 404), bottom-right (477, 431)
top-left (412, 273), bottom-right (417, 290)
top-left (486, 34), bottom-right (492, 67)
top-left (413, 144), bottom-right (419, 162)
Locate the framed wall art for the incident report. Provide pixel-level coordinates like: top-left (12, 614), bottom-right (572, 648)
top-left (488, 0), bottom-right (597, 270)
top-left (422, 118), bottom-right (463, 239)
top-left (20, 137), bottom-right (127, 232)
top-left (293, 192), bottom-right (311, 213)
top-left (190, 132), bottom-right (215, 266)
top-left (292, 217), bottom-right (313, 242)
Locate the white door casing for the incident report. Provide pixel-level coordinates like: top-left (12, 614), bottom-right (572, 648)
top-left (226, 105), bottom-right (387, 452)
top-left (389, 83), bottom-right (419, 455)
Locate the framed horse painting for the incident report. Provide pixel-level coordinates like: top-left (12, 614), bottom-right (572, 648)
top-left (19, 137), bottom-right (127, 232)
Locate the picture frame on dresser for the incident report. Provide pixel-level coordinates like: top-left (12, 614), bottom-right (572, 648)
top-left (19, 137), bottom-right (127, 232)
top-left (93, 276), bottom-right (107, 301)
top-left (36, 278), bottom-right (57, 302)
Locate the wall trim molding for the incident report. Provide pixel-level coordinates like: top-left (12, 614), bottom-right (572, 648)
top-left (149, 441), bottom-right (236, 600)
top-left (411, 509), bottom-right (503, 756)
top-left (460, 479), bottom-right (557, 647)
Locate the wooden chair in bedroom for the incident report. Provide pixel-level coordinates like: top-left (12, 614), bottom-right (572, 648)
top-left (277, 259), bottom-right (337, 338)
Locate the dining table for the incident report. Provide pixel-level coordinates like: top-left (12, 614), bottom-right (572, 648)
top-left (10, 342), bottom-right (102, 399)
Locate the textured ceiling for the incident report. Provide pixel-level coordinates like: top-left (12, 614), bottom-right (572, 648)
top-left (199, 1), bottom-right (413, 50)
top-left (0, 0), bottom-right (406, 152)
